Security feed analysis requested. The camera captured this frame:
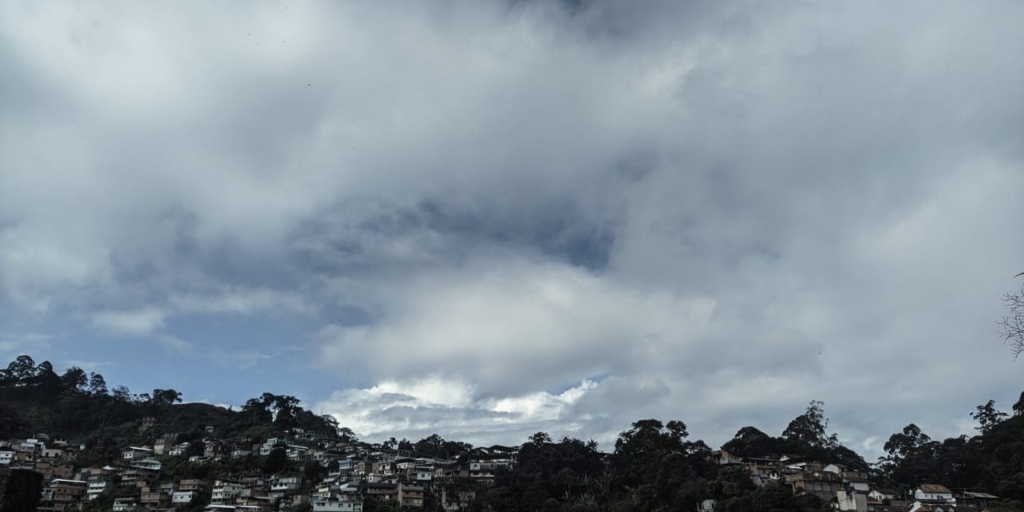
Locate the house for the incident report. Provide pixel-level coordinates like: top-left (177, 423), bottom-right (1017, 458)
top-left (957, 491), bottom-right (999, 508)
top-left (212, 481), bottom-right (246, 503)
top-left (119, 469), bottom-right (146, 488)
top-left (313, 500), bottom-right (364, 512)
top-left (140, 485), bottom-right (169, 506)
top-left (835, 490), bottom-right (867, 512)
top-left (914, 484), bottom-right (954, 504)
top-left (179, 478), bottom-right (205, 491)
top-left (270, 475), bottom-right (302, 493)
top-left (86, 479), bottom-right (112, 501)
top-left (0, 449), bottom-right (15, 465)
top-left (398, 482), bottom-right (425, 508)
top-left (908, 501), bottom-right (956, 512)
top-left (868, 488), bottom-right (901, 502)
top-left (287, 444), bottom-right (311, 461)
top-left (122, 446), bottom-right (154, 461)
top-left (467, 459), bottom-right (510, 480)
top-left (52, 464), bottom-right (74, 480)
top-left (711, 449), bottom-right (744, 465)
top-left (840, 471), bottom-right (870, 493)
top-left (365, 482), bottom-right (397, 501)
top-left (40, 448), bottom-right (63, 460)
top-left (784, 471), bottom-right (841, 501)
top-left (260, 438), bottom-right (286, 456)
top-left (48, 478), bottom-right (88, 504)
top-left (174, 490), bottom-right (197, 504)
top-left (131, 458), bottom-right (162, 471)
top-left (112, 496), bottom-right (139, 511)
top-left (154, 434), bottom-right (179, 455)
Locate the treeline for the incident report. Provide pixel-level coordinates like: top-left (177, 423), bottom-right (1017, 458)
top-left (473, 398), bottom-right (1024, 512)
top-left (0, 355), bottom-right (340, 466)
top-left (3, 355), bottom-right (1024, 512)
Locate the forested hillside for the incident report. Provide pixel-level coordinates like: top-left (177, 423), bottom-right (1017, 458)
top-left (0, 355), bottom-right (341, 467)
top-left (2, 355), bottom-right (1023, 512)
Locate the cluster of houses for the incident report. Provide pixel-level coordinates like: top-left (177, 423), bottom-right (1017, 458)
top-left (0, 420), bottom-right (516, 512)
top-left (0, 422), bottom-right (1007, 512)
top-left (709, 450), bottom-right (1001, 512)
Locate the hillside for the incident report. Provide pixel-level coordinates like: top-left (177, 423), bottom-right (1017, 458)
top-left (3, 354), bottom-right (1024, 512)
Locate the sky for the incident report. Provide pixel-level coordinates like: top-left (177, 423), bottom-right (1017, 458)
top-left (2, 0), bottom-right (1024, 460)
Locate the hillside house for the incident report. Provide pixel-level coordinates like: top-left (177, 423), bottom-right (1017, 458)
top-left (122, 446), bottom-right (154, 461)
top-left (914, 484), bottom-right (954, 504)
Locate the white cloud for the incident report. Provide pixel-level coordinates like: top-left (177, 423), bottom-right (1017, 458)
top-left (170, 288), bottom-right (314, 317)
top-left (315, 376), bottom-right (598, 446)
top-left (318, 255), bottom-right (721, 396)
top-left (92, 307), bottom-right (167, 336)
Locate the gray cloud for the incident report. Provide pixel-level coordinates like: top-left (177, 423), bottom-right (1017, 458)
top-left (2, 0), bottom-right (1023, 458)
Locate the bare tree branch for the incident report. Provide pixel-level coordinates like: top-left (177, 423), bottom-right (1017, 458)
top-left (1001, 278), bottom-right (1024, 360)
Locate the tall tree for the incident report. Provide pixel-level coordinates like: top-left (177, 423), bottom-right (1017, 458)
top-left (6, 355), bottom-right (37, 383)
top-left (782, 400), bottom-right (838, 450)
top-left (89, 372), bottom-right (108, 396)
top-left (611, 419), bottom-right (709, 511)
top-left (971, 400), bottom-right (1008, 433)
top-left (884, 423), bottom-right (932, 462)
top-left (60, 367), bottom-right (88, 392)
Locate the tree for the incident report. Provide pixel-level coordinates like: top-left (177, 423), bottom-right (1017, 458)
top-left (721, 426), bottom-right (774, 457)
top-left (884, 424), bottom-right (932, 462)
top-left (263, 447), bottom-right (288, 474)
top-left (112, 385), bottom-right (132, 401)
top-left (611, 419), bottom-right (709, 511)
top-left (89, 372), bottom-right (108, 395)
top-left (6, 355), bottom-right (36, 383)
top-left (60, 366), bottom-right (88, 392)
top-left (1000, 275), bottom-right (1024, 359)
top-left (304, 460), bottom-right (327, 485)
top-left (1014, 391), bottom-right (1024, 416)
top-left (0, 404), bottom-right (25, 438)
top-left (972, 400), bottom-right (1008, 433)
top-left (338, 427), bottom-right (358, 443)
top-left (782, 400), bottom-right (838, 450)
top-left (33, 361), bottom-right (62, 396)
top-left (152, 388), bottom-right (183, 405)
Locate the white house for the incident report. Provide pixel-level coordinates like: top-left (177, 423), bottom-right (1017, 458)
top-left (313, 500), bottom-right (364, 512)
top-left (122, 446), bottom-right (154, 461)
top-left (915, 484), bottom-right (955, 504)
top-left (173, 490), bottom-right (196, 504)
top-left (271, 476), bottom-right (302, 492)
top-left (131, 458), bottom-right (162, 471)
top-left (211, 481), bottom-right (245, 503)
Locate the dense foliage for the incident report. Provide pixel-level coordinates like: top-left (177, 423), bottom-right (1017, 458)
top-left (0, 355), bottom-right (339, 465)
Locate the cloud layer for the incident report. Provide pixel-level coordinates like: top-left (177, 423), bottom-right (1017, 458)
top-left (2, 0), bottom-right (1024, 457)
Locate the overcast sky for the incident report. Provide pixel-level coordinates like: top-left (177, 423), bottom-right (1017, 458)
top-left (2, 0), bottom-right (1024, 459)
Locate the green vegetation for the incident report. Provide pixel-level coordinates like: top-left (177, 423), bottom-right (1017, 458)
top-left (3, 355), bottom-right (1024, 511)
top-left (0, 355), bottom-right (339, 466)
